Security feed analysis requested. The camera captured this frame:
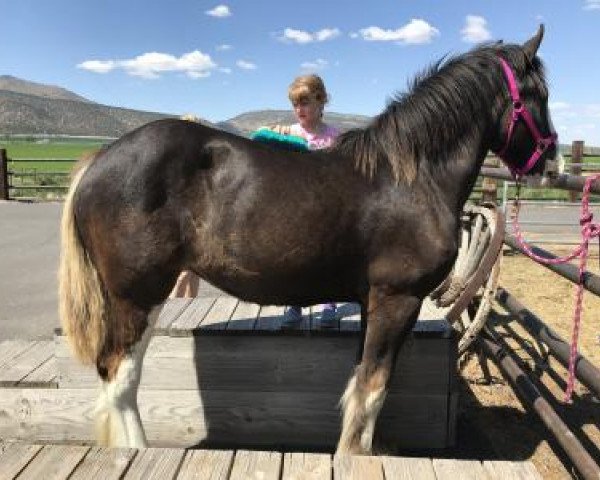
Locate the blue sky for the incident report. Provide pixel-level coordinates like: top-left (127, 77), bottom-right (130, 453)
top-left (1, 0), bottom-right (599, 145)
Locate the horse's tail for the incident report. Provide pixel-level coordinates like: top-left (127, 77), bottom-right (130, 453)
top-left (58, 152), bottom-right (105, 365)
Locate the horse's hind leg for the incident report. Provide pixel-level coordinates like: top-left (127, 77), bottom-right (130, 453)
top-left (337, 290), bottom-right (422, 454)
top-left (95, 299), bottom-right (159, 448)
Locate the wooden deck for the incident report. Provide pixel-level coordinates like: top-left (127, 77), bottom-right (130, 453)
top-left (0, 298), bottom-right (457, 450)
top-left (0, 441), bottom-right (542, 480)
top-left (0, 299), bottom-right (542, 478)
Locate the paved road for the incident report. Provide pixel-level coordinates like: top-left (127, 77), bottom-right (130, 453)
top-left (1, 202), bottom-right (62, 340)
top-left (0, 202), bottom-right (224, 340)
top-left (0, 201), bottom-right (588, 340)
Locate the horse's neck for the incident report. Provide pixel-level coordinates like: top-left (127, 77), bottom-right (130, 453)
top-left (409, 67), bottom-right (501, 215)
top-left (424, 128), bottom-right (491, 216)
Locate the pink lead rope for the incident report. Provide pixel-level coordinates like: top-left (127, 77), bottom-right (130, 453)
top-left (511, 174), bottom-right (600, 402)
top-left (494, 55), bottom-right (593, 402)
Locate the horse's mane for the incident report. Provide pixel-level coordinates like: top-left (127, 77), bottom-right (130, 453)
top-left (333, 42), bottom-right (546, 184)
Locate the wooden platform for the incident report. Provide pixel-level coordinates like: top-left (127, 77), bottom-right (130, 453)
top-left (0, 441), bottom-right (543, 479)
top-left (0, 298), bottom-right (457, 450)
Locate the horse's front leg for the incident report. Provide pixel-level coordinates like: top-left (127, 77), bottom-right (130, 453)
top-left (337, 288), bottom-right (422, 455)
top-left (95, 301), bottom-right (159, 448)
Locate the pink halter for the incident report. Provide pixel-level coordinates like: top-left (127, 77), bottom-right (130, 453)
top-left (496, 56), bottom-right (557, 178)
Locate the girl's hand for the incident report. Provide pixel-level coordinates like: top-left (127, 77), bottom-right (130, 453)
top-left (269, 125), bottom-right (291, 135)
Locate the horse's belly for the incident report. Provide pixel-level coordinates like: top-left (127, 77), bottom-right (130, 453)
top-left (197, 259), bottom-right (361, 306)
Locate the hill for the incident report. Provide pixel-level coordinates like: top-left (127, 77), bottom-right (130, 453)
top-left (0, 89), bottom-right (177, 137)
top-left (0, 75), bottom-right (91, 103)
top-left (0, 76), bottom-right (370, 137)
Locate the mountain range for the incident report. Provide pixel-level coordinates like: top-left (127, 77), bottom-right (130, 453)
top-left (0, 75), bottom-right (371, 137)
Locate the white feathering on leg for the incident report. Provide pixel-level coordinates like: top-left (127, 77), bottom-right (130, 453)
top-left (360, 387), bottom-right (387, 452)
top-left (337, 373), bottom-right (363, 453)
top-left (94, 306), bottom-right (160, 447)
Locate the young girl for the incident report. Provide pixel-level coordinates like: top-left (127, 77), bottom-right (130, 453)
top-left (267, 74), bottom-right (340, 327)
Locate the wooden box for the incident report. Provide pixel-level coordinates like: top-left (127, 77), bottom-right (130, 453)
top-left (52, 297), bottom-right (458, 450)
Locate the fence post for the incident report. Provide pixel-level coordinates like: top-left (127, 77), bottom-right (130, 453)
top-left (481, 156), bottom-right (499, 204)
top-left (569, 140), bottom-right (584, 202)
top-left (0, 149), bottom-right (9, 201)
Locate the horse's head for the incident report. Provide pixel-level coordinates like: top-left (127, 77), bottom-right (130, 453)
top-left (492, 25), bottom-right (559, 180)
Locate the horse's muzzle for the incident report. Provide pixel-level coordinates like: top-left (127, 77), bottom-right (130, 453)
top-left (525, 152), bottom-right (562, 188)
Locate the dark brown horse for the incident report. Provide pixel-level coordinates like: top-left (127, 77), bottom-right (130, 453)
top-left (59, 26), bottom-right (557, 453)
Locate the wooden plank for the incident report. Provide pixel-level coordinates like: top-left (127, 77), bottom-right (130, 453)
top-left (155, 299), bottom-right (193, 334)
top-left (18, 356), bottom-right (57, 388)
top-left (0, 341), bottom-right (54, 386)
top-left (54, 338), bottom-right (97, 389)
top-left (0, 388), bottom-right (447, 450)
top-left (282, 452), bottom-right (331, 480)
top-left (255, 305), bottom-right (286, 331)
top-left (0, 443), bottom-right (43, 480)
top-left (333, 455), bottom-right (384, 480)
top-left (68, 447), bottom-right (137, 480)
top-left (123, 448), bottom-right (185, 480)
top-left (0, 388), bottom-right (98, 444)
top-left (176, 449), bottom-right (234, 480)
top-left (483, 460), bottom-right (543, 480)
top-left (0, 340), bottom-right (35, 369)
top-left (413, 318), bottom-right (452, 338)
top-left (229, 450), bottom-right (282, 480)
top-left (170, 297), bottom-right (217, 335)
top-left (197, 297), bottom-right (238, 331)
top-left (227, 302), bottom-right (260, 331)
top-left (432, 458), bottom-right (491, 480)
top-left (17, 444), bottom-right (89, 480)
top-left (0, 385), bottom-right (449, 454)
top-left (55, 334), bottom-right (451, 395)
top-left (380, 456), bottom-right (436, 480)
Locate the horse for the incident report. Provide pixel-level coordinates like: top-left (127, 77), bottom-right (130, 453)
top-left (58, 25), bottom-right (557, 454)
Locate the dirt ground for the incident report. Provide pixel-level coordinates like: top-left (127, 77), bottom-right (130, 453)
top-left (453, 251), bottom-right (600, 479)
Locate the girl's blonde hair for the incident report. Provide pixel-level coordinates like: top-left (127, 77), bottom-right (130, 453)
top-left (288, 74), bottom-right (329, 105)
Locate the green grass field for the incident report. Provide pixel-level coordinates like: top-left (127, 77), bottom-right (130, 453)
top-left (1, 141), bottom-right (104, 173)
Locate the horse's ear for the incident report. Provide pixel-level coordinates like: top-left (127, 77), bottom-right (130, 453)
top-left (523, 24), bottom-right (544, 60)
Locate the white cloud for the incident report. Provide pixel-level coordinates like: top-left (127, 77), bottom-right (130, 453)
top-left (300, 58), bottom-right (329, 71)
top-left (236, 60), bottom-right (257, 70)
top-left (315, 28), bottom-right (340, 42)
top-left (216, 44), bottom-right (232, 51)
top-left (583, 0), bottom-right (600, 10)
top-left (280, 27), bottom-right (341, 44)
top-left (549, 103), bottom-right (600, 145)
top-left (358, 19), bottom-right (439, 45)
top-left (550, 101), bottom-right (571, 111)
top-left (549, 102), bottom-right (577, 119)
top-left (77, 50), bottom-right (217, 79)
top-left (461, 15), bottom-right (491, 43)
top-left (206, 5), bottom-right (231, 17)
top-left (573, 123), bottom-right (598, 131)
top-left (77, 60), bottom-right (116, 74)
top-left (585, 104), bottom-right (600, 117)
top-left (219, 67), bottom-right (232, 74)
